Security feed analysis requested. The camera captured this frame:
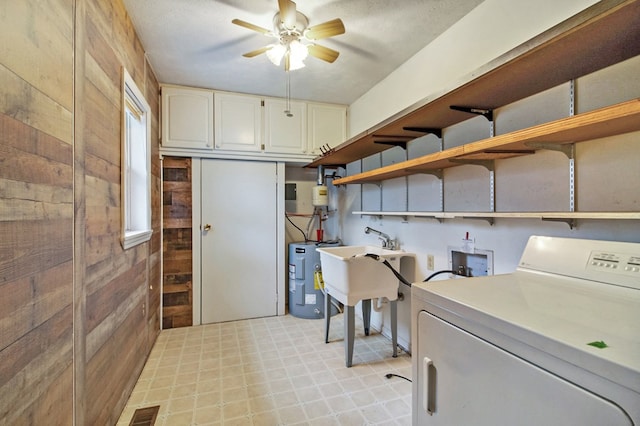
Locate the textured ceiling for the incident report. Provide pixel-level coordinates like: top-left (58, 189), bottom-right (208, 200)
top-left (123, 0), bottom-right (484, 105)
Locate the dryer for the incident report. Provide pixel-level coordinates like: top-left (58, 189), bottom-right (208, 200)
top-left (411, 236), bottom-right (640, 425)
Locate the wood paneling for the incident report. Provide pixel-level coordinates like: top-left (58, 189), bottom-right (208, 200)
top-left (84, 80), bottom-right (121, 165)
top-left (86, 260), bottom-right (147, 333)
top-left (0, 1), bottom-right (74, 111)
top-left (0, 0), bottom-right (161, 423)
top-left (81, 0), bottom-right (161, 422)
top-left (0, 64), bottom-right (74, 144)
top-left (0, 261), bottom-right (72, 353)
top-left (86, 290), bottom-right (147, 424)
top-left (0, 306), bottom-right (73, 425)
top-left (162, 157), bottom-right (193, 328)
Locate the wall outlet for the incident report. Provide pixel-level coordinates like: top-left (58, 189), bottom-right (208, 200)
top-left (427, 254), bottom-right (434, 271)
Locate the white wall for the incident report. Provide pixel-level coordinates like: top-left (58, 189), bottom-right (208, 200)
top-left (325, 0), bottom-right (640, 352)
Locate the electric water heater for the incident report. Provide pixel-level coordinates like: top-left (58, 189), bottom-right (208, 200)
top-left (312, 185), bottom-right (328, 206)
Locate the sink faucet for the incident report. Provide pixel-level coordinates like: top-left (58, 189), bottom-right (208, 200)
top-left (364, 226), bottom-right (397, 250)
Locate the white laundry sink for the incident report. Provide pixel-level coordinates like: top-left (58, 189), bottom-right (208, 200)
top-left (317, 245), bottom-right (412, 306)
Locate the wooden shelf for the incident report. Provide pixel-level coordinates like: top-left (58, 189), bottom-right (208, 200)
top-left (333, 99), bottom-right (640, 184)
top-left (306, 0), bottom-right (640, 169)
top-left (354, 211), bottom-right (640, 220)
top-left (354, 211), bottom-right (640, 228)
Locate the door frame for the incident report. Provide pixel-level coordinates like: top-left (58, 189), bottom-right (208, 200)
top-left (191, 158), bottom-right (286, 325)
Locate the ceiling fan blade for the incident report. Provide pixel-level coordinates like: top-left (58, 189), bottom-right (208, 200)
top-left (232, 19), bottom-right (271, 35)
top-left (307, 44), bottom-right (340, 63)
top-left (242, 46), bottom-right (271, 58)
top-left (305, 18), bottom-right (345, 40)
top-left (278, 0), bottom-right (297, 29)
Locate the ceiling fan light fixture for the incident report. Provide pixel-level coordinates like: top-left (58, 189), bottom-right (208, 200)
top-left (289, 40), bottom-right (308, 61)
top-left (287, 39), bottom-right (308, 70)
top-left (266, 43), bottom-right (286, 66)
top-left (288, 55), bottom-right (306, 71)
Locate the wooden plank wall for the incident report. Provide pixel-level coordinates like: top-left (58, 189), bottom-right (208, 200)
top-left (82, 0), bottom-right (162, 423)
top-left (0, 0), bottom-right (75, 424)
top-left (162, 157), bottom-right (194, 328)
top-left (0, 0), bottom-right (161, 424)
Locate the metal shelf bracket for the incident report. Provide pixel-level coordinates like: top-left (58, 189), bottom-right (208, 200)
top-left (542, 217), bottom-right (577, 229)
top-left (402, 127), bottom-right (443, 138)
top-left (373, 140), bottom-right (409, 149)
top-left (449, 159), bottom-right (495, 171)
top-left (461, 216), bottom-right (495, 226)
top-left (362, 182), bottom-right (382, 188)
top-left (372, 135), bottom-right (414, 150)
top-left (415, 215), bottom-right (444, 224)
top-left (418, 169), bottom-right (444, 180)
top-left (450, 105), bottom-right (494, 121)
top-left (525, 142), bottom-right (574, 159)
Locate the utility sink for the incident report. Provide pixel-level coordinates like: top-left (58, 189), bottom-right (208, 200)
top-left (317, 245), bottom-right (413, 306)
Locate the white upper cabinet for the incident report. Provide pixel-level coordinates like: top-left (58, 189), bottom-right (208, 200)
top-left (263, 99), bottom-right (307, 154)
top-left (161, 86), bottom-right (214, 150)
top-left (214, 92), bottom-right (262, 152)
top-left (307, 103), bottom-right (347, 156)
top-left (160, 85), bottom-right (347, 159)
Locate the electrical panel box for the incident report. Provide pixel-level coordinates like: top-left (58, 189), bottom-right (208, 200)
top-left (285, 183), bottom-right (297, 201)
top-left (448, 247), bottom-right (494, 277)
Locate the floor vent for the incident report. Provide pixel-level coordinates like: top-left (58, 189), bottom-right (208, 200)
top-left (129, 406), bottom-right (160, 426)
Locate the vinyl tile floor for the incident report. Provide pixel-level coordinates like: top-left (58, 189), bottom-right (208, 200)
top-left (117, 313), bottom-right (412, 425)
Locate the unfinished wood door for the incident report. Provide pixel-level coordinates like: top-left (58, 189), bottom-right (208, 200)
top-left (200, 159), bottom-right (278, 323)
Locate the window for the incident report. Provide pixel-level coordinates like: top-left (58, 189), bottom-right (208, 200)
top-left (121, 68), bottom-right (152, 249)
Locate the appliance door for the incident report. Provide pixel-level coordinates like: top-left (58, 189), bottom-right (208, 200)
top-left (415, 311), bottom-right (632, 426)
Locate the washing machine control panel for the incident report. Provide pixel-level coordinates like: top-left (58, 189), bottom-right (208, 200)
top-left (587, 251), bottom-right (640, 276)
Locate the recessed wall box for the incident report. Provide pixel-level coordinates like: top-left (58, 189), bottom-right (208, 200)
top-left (448, 246), bottom-right (494, 277)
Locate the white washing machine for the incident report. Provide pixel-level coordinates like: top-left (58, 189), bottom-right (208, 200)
top-left (411, 236), bottom-right (640, 425)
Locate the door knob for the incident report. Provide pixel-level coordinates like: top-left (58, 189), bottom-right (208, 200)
top-left (203, 224), bottom-right (212, 231)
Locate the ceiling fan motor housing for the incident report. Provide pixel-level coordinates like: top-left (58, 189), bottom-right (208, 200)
top-left (273, 11), bottom-right (309, 37)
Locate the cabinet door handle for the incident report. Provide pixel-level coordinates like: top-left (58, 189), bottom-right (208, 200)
top-left (423, 356), bottom-right (436, 415)
top-left (203, 224), bottom-right (212, 231)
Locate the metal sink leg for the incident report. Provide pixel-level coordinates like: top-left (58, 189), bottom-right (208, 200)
top-left (325, 294), bottom-right (398, 367)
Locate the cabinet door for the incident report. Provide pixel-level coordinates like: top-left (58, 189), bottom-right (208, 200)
top-left (264, 99), bottom-right (307, 154)
top-left (307, 103), bottom-right (347, 156)
top-left (214, 92), bottom-right (262, 151)
top-left (161, 86), bottom-right (213, 150)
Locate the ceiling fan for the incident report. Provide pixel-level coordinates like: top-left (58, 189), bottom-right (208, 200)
top-left (232, 0), bottom-right (345, 71)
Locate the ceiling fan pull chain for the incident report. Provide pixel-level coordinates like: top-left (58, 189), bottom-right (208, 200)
top-left (284, 70), bottom-right (293, 117)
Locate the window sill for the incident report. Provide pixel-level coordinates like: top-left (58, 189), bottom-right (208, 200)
top-left (122, 229), bottom-right (153, 250)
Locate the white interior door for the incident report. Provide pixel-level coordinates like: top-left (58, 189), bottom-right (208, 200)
top-left (201, 159), bottom-right (278, 323)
